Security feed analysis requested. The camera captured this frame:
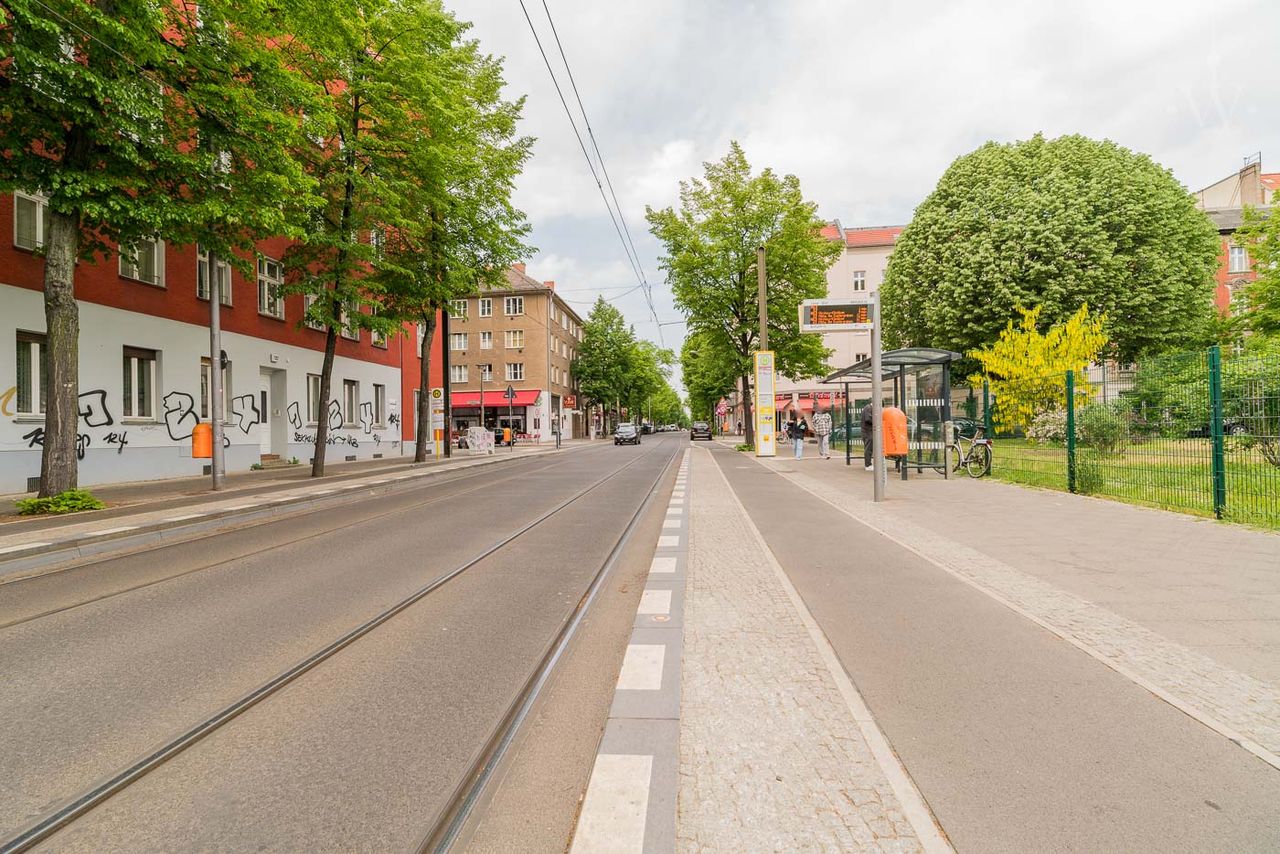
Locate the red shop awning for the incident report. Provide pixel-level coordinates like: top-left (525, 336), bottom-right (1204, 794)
top-left (450, 389), bottom-right (542, 407)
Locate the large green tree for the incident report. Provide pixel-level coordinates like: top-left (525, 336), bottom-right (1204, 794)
top-left (574, 298), bottom-right (673, 432)
top-left (1233, 207), bottom-right (1279, 338)
top-left (681, 329), bottom-right (736, 422)
top-left (0, 0), bottom-right (313, 494)
top-left (647, 142), bottom-right (838, 447)
top-left (882, 133), bottom-right (1221, 366)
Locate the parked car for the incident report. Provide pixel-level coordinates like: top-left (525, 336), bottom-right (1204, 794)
top-left (1187, 420), bottom-right (1250, 438)
top-left (690, 421), bottom-right (713, 441)
top-left (614, 423), bottom-right (641, 445)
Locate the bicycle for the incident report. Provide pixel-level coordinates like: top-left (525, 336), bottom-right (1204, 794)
top-left (950, 425), bottom-right (993, 478)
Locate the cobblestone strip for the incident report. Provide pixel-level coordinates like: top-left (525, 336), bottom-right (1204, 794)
top-left (572, 450), bottom-right (691, 854)
top-left (678, 448), bottom-right (943, 853)
top-left (770, 462), bottom-right (1280, 770)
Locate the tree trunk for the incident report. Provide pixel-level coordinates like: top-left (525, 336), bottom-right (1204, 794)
top-left (311, 314), bottom-right (339, 477)
top-left (741, 371), bottom-right (754, 449)
top-left (39, 209), bottom-right (82, 496)
top-left (415, 314), bottom-right (436, 462)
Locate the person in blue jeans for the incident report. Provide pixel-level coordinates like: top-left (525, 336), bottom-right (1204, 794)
top-left (789, 415), bottom-right (808, 459)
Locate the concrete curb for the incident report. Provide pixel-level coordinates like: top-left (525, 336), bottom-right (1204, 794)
top-left (0, 447), bottom-right (569, 582)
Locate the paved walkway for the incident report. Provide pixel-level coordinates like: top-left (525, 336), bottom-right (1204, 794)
top-left (748, 448), bottom-right (1280, 769)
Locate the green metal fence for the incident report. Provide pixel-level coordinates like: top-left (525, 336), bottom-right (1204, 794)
top-left (975, 345), bottom-right (1280, 529)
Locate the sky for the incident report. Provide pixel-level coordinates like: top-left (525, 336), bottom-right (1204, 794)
top-left (457, 0), bottom-right (1280, 377)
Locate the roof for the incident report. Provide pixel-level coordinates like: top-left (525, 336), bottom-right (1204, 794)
top-left (1262, 173), bottom-right (1280, 190)
top-left (475, 265), bottom-right (584, 325)
top-left (845, 226), bottom-right (904, 248)
top-left (819, 222), bottom-right (843, 241)
top-left (1205, 206), bottom-right (1272, 233)
top-left (822, 347), bottom-right (963, 384)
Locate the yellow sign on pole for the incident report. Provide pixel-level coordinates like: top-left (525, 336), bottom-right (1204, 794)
top-left (754, 350), bottom-right (776, 457)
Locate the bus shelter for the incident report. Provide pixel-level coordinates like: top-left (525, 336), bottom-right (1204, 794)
top-left (821, 347), bottom-right (962, 479)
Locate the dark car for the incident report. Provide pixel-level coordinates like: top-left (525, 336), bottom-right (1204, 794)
top-left (614, 423), bottom-right (641, 445)
top-left (690, 421), bottom-right (712, 441)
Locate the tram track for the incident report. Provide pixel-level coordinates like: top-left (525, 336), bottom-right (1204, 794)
top-left (1, 440), bottom-right (676, 853)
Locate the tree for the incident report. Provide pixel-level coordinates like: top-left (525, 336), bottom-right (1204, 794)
top-left (647, 142), bottom-right (839, 447)
top-left (882, 134), bottom-right (1221, 366)
top-left (971, 304), bottom-right (1108, 433)
top-left (1233, 207), bottom-right (1279, 338)
top-left (681, 329), bottom-right (736, 422)
top-left (575, 298), bottom-right (636, 431)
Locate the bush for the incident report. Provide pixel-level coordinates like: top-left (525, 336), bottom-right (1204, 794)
top-left (734, 443), bottom-right (754, 452)
top-left (1077, 402), bottom-right (1129, 455)
top-left (1027, 408), bottom-right (1068, 445)
top-left (16, 488), bottom-right (106, 516)
top-left (1074, 450), bottom-right (1104, 494)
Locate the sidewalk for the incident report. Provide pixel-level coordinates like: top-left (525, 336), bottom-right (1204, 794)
top-left (0, 441), bottom-right (592, 578)
top-left (748, 448), bottom-right (1280, 767)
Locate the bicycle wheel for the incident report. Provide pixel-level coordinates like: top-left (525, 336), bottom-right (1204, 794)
top-left (948, 444), bottom-right (963, 474)
top-left (966, 443), bottom-right (992, 478)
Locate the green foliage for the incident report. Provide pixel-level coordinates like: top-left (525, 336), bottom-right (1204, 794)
top-left (882, 133), bottom-right (1221, 363)
top-left (972, 305), bottom-right (1107, 433)
top-left (574, 299), bottom-right (676, 428)
top-left (1027, 408), bottom-right (1068, 445)
top-left (647, 142), bottom-right (840, 445)
top-left (1074, 450), bottom-right (1104, 495)
top-left (1232, 207), bottom-right (1280, 337)
top-left (682, 329), bottom-right (737, 421)
top-left (1076, 402), bottom-right (1129, 455)
top-left (734, 443), bottom-right (754, 452)
top-left (16, 489), bottom-right (105, 515)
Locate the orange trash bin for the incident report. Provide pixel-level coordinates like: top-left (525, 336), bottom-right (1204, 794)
top-left (192, 422), bottom-right (213, 459)
top-left (882, 407), bottom-right (908, 457)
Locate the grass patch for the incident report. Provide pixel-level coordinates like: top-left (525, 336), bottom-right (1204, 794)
top-left (16, 488), bottom-right (106, 516)
top-left (734, 443), bottom-right (754, 452)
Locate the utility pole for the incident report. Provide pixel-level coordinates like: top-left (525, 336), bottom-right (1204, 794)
top-left (871, 289), bottom-right (885, 502)
top-left (441, 308), bottom-right (452, 457)
top-left (208, 249), bottom-right (226, 491)
top-left (757, 245), bottom-right (768, 350)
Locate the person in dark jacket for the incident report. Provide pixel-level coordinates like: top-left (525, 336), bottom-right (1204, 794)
top-left (788, 414), bottom-right (808, 459)
top-left (861, 402), bottom-right (875, 470)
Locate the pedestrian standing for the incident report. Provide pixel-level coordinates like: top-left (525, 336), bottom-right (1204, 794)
top-left (789, 415), bottom-right (808, 460)
top-left (812, 403), bottom-right (833, 459)
top-left (860, 402), bottom-right (875, 471)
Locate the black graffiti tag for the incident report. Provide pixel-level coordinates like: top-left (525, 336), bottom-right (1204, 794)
top-left (163, 391), bottom-right (198, 441)
top-left (77, 389), bottom-right (114, 428)
top-left (102, 431), bottom-right (129, 454)
top-left (359, 401), bottom-right (375, 435)
top-left (288, 401), bottom-right (302, 429)
top-left (23, 427), bottom-right (90, 460)
top-left (326, 400), bottom-right (343, 431)
top-left (231, 394), bottom-right (261, 434)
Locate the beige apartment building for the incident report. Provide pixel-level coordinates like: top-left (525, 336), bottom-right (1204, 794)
top-left (445, 263), bottom-right (585, 440)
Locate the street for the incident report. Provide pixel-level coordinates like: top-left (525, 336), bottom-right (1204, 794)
top-left (0, 438), bottom-right (682, 850)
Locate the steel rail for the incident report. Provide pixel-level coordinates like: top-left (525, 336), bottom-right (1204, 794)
top-left (420, 439), bottom-right (681, 852)
top-left (0, 441), bottom-right (665, 853)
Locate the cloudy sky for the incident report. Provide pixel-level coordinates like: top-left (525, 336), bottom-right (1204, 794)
top-left (459, 0), bottom-right (1280, 366)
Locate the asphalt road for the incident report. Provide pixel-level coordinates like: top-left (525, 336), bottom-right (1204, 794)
top-left (711, 445), bottom-right (1280, 853)
top-left (0, 435), bottom-right (681, 851)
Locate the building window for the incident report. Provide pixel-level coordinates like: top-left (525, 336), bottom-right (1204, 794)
top-left (342, 379), bottom-right (359, 427)
top-left (562, 313), bottom-right (569, 330)
top-left (478, 297), bottom-right (493, 318)
top-left (480, 331), bottom-right (493, 349)
top-left (450, 364), bottom-right (468, 383)
top-left (13, 192), bottom-right (50, 251)
top-left (506, 362), bottom-right (524, 381)
top-left (1229, 244), bottom-right (1251, 274)
top-left (369, 228), bottom-right (384, 257)
top-left (450, 332), bottom-right (468, 351)
top-left (122, 346), bottom-right (158, 419)
top-left (197, 245), bottom-right (232, 306)
top-left (370, 305), bottom-right (387, 348)
top-left (120, 237), bottom-right (165, 286)
top-left (373, 383), bottom-right (386, 427)
top-left (480, 363), bottom-right (493, 382)
top-left (15, 331), bottom-right (47, 415)
top-left (304, 294), bottom-right (327, 331)
top-left (307, 373), bottom-right (322, 425)
top-left (450, 298), bottom-right (468, 318)
top-left (340, 302), bottom-right (360, 341)
top-left (853, 270), bottom-right (866, 292)
top-left (504, 296), bottom-right (524, 316)
top-left (505, 329), bottom-right (525, 349)
top-left (257, 256), bottom-right (284, 319)
top-left (200, 356), bottom-right (231, 420)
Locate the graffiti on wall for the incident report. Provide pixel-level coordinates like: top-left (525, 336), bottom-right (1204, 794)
top-left (287, 402), bottom-right (302, 429)
top-left (162, 391), bottom-right (199, 442)
top-left (230, 394), bottom-right (261, 435)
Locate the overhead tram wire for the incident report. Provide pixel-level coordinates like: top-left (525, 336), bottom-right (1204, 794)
top-left (517, 0), bottom-right (663, 343)
top-left (537, 0), bottom-right (664, 345)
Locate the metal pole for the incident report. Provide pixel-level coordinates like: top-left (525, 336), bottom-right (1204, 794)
top-left (208, 249), bottom-right (226, 491)
top-left (1208, 345), bottom-right (1227, 519)
top-left (844, 382), bottom-right (852, 466)
top-left (757, 245), bottom-right (768, 351)
top-left (1066, 370), bottom-right (1077, 494)
top-left (441, 309), bottom-right (452, 458)
top-left (480, 375), bottom-right (485, 437)
top-left (508, 396), bottom-right (514, 450)
top-left (870, 290), bottom-right (885, 502)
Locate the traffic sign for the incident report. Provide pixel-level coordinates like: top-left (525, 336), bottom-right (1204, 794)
top-left (504, 385), bottom-right (516, 401)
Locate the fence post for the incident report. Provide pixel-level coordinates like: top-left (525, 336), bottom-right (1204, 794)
top-left (1066, 371), bottom-right (1077, 494)
top-left (982, 379), bottom-right (992, 437)
top-left (1208, 345), bottom-right (1227, 519)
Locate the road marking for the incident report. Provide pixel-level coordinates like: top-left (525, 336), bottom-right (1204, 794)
top-left (662, 518), bottom-right (681, 529)
top-left (638, 589), bottom-right (672, 616)
top-left (617, 644), bottom-right (665, 690)
top-left (80, 526), bottom-right (139, 537)
top-left (658, 535), bottom-right (680, 548)
top-left (665, 507), bottom-right (681, 515)
top-left (570, 753), bottom-right (653, 854)
top-left (0, 542), bottom-right (51, 555)
top-left (164, 513), bottom-right (206, 522)
top-left (649, 556), bottom-right (677, 575)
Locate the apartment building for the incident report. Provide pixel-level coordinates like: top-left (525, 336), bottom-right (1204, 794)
top-left (1, 191), bottom-right (443, 494)
top-left (773, 221), bottom-right (904, 424)
top-left (445, 264), bottom-right (585, 440)
top-left (1194, 155), bottom-right (1277, 314)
